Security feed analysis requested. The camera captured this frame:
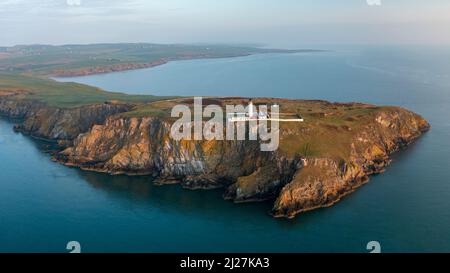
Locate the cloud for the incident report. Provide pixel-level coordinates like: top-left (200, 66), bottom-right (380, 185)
top-left (67, 0), bottom-right (81, 6)
top-left (0, 0), bottom-right (143, 20)
top-left (1, 0), bottom-right (450, 46)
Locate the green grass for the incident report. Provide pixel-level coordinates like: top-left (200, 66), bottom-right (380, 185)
top-left (276, 101), bottom-right (384, 160)
top-left (120, 106), bottom-right (171, 119)
top-left (0, 73), bottom-right (173, 108)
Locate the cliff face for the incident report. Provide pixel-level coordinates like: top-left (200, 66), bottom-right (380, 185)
top-left (0, 97), bottom-right (131, 141)
top-left (0, 98), bottom-right (44, 119)
top-left (0, 97), bottom-right (430, 218)
top-left (57, 116), bottom-right (299, 197)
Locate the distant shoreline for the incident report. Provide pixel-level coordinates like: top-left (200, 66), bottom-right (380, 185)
top-left (0, 43), bottom-right (325, 78)
top-left (51, 50), bottom-right (326, 78)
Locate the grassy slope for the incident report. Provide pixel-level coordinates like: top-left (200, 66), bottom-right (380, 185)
top-left (278, 101), bottom-right (382, 160)
top-left (0, 73), bottom-right (172, 108)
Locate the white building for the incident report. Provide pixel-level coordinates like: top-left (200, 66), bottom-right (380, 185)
top-left (227, 100), bottom-right (304, 123)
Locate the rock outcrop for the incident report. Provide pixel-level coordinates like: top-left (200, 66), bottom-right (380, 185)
top-left (0, 97), bottom-right (131, 141)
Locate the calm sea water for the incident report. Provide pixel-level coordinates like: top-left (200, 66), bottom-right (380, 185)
top-left (2, 45), bottom-right (450, 252)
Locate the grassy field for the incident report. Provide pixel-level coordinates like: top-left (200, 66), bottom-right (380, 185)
top-left (0, 73), bottom-right (173, 108)
top-left (277, 101), bottom-right (382, 159)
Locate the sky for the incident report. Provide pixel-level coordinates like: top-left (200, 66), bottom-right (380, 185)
top-left (1, 0), bottom-right (450, 47)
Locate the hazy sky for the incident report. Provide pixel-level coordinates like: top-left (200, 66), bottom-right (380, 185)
top-left (1, 0), bottom-right (450, 47)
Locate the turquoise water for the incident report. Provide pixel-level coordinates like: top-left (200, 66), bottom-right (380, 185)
top-left (2, 46), bottom-right (450, 252)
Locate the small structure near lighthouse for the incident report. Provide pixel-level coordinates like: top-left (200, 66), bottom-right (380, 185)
top-left (227, 99), bottom-right (304, 123)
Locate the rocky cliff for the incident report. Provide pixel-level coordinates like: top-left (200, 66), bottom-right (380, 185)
top-left (57, 117), bottom-right (291, 192)
top-left (0, 97), bottom-right (131, 141)
top-left (0, 97), bottom-right (430, 218)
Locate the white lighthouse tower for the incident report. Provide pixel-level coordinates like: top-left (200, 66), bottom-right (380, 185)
top-left (248, 100), bottom-right (255, 118)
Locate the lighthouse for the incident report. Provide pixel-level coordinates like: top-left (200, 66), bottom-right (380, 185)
top-left (248, 100), bottom-right (255, 118)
